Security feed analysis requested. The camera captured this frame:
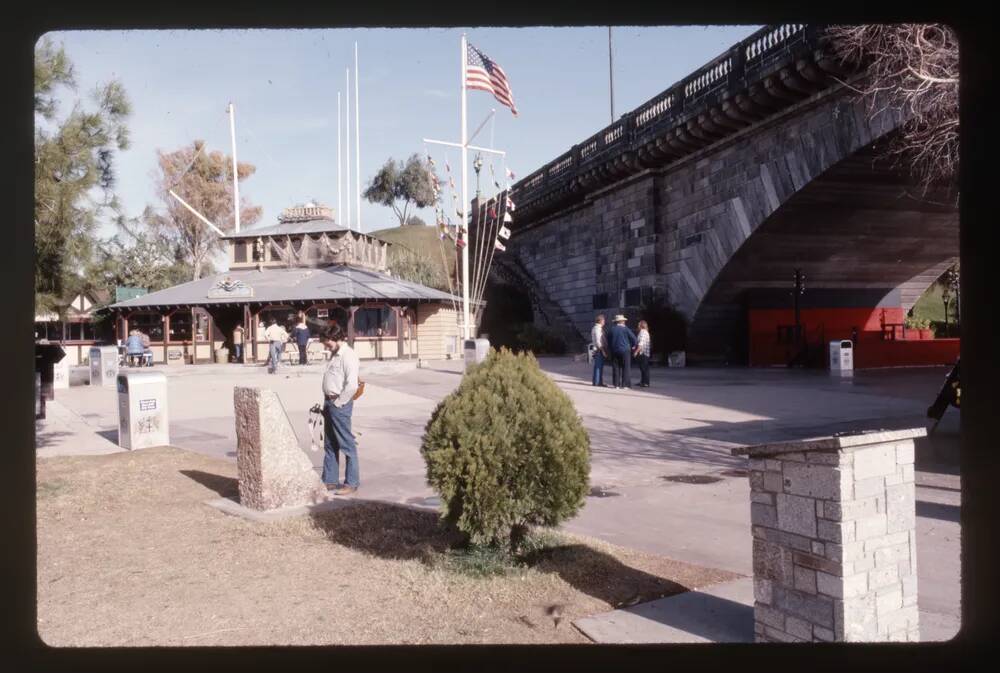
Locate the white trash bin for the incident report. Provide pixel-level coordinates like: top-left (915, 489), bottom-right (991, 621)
top-left (464, 338), bottom-right (491, 371)
top-left (829, 339), bottom-right (854, 376)
top-left (116, 370), bottom-right (170, 450)
top-left (53, 351), bottom-right (70, 390)
top-left (89, 345), bottom-right (120, 388)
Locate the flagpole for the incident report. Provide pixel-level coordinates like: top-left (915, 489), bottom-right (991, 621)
top-left (337, 91), bottom-right (342, 226)
top-left (354, 42), bottom-right (362, 233)
top-left (345, 67), bottom-right (352, 230)
top-left (228, 102), bottom-right (241, 233)
top-left (608, 26), bottom-right (615, 123)
top-left (460, 34), bottom-right (471, 341)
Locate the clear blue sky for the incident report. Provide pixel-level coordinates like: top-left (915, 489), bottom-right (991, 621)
top-left (46, 25), bottom-right (762, 243)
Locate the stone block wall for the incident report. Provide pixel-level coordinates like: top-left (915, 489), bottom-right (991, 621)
top-left (739, 429), bottom-right (922, 642)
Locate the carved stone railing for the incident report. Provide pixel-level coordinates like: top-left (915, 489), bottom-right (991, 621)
top-left (508, 24), bottom-right (837, 222)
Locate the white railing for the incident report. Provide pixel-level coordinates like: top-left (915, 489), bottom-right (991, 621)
top-left (636, 93), bottom-right (675, 128)
top-left (604, 124), bottom-right (625, 145)
top-left (745, 24), bottom-right (806, 60)
top-left (684, 57), bottom-right (732, 98)
top-left (549, 155), bottom-right (573, 176)
top-left (580, 139), bottom-right (599, 159)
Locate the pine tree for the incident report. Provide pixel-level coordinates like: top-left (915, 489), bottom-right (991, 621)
top-left (420, 348), bottom-right (591, 551)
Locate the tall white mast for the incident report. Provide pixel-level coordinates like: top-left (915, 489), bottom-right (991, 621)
top-left (354, 42), bottom-right (362, 232)
top-left (337, 91), bottom-right (342, 225)
top-left (345, 67), bottom-right (352, 230)
top-left (228, 102), bottom-right (241, 233)
top-left (460, 34), bottom-right (471, 340)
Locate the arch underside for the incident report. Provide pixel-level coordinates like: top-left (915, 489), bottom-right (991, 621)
top-left (691, 139), bottom-right (958, 355)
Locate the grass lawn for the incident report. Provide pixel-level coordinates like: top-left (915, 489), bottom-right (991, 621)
top-left (911, 283), bottom-right (951, 324)
top-left (371, 225), bottom-right (458, 275)
top-left (36, 447), bottom-right (740, 646)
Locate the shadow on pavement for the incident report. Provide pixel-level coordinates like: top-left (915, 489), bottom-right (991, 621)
top-left (916, 500), bottom-right (961, 523)
top-left (34, 428), bottom-right (73, 449)
top-left (619, 590), bottom-right (754, 642)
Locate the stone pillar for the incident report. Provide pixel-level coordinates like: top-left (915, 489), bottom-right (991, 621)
top-left (233, 386), bottom-right (327, 511)
top-left (732, 428), bottom-right (924, 643)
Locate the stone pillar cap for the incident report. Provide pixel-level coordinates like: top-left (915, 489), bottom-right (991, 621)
top-left (731, 427), bottom-right (927, 458)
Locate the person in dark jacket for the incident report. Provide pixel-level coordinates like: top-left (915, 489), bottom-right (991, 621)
top-left (292, 311), bottom-right (311, 365)
top-left (608, 314), bottom-right (637, 388)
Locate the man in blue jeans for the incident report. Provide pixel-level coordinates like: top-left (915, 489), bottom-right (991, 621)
top-left (608, 314), bottom-right (637, 388)
top-left (320, 324), bottom-right (361, 495)
top-left (590, 314), bottom-right (609, 387)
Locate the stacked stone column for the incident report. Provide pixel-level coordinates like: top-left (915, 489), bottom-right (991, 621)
top-left (733, 428), bottom-right (924, 642)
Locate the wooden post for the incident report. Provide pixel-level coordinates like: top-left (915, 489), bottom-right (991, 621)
top-left (348, 306), bottom-right (358, 348)
top-left (396, 306), bottom-right (405, 359)
top-left (162, 311), bottom-right (171, 363)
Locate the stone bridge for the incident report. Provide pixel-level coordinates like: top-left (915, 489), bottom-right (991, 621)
top-left (483, 24), bottom-right (958, 364)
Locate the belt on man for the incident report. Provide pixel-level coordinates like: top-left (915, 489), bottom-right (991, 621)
top-left (325, 393), bottom-right (339, 401)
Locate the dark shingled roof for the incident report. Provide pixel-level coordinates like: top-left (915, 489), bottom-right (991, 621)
top-left (108, 264), bottom-right (460, 309)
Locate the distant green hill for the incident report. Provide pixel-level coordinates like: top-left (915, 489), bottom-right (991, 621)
top-left (371, 224), bottom-right (458, 288)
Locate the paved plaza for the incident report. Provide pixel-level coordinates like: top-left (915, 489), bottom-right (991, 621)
top-left (36, 357), bottom-right (961, 642)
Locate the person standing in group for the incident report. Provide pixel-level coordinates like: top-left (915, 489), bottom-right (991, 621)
top-left (320, 323), bottom-right (361, 495)
top-left (264, 318), bottom-right (288, 374)
top-left (590, 314), bottom-right (610, 387)
top-left (292, 312), bottom-right (311, 365)
top-left (635, 320), bottom-right (652, 387)
top-left (232, 324), bottom-right (244, 363)
top-left (608, 314), bottom-right (637, 389)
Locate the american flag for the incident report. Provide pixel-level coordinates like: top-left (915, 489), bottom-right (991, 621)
top-left (466, 43), bottom-right (518, 116)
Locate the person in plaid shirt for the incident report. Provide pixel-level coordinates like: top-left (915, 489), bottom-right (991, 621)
top-left (635, 320), bottom-right (652, 387)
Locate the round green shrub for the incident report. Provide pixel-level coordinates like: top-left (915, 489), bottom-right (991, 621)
top-left (420, 348), bottom-right (591, 550)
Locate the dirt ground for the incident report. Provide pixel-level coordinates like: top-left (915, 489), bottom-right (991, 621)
top-left (36, 447), bottom-right (741, 646)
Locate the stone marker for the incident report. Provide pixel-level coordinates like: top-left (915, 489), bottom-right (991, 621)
top-left (234, 386), bottom-right (327, 511)
top-left (732, 427), bottom-right (924, 643)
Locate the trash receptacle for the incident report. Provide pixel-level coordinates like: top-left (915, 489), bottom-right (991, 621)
top-left (464, 338), bottom-right (491, 370)
top-left (89, 345), bottom-right (120, 388)
top-left (35, 342), bottom-right (67, 400)
top-left (116, 370), bottom-right (169, 450)
top-left (215, 347), bottom-right (229, 364)
top-left (829, 339), bottom-right (854, 375)
top-left (35, 371), bottom-right (44, 419)
top-left (53, 352), bottom-right (70, 390)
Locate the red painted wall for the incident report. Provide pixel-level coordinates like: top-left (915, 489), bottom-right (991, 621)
top-left (748, 307), bottom-right (959, 368)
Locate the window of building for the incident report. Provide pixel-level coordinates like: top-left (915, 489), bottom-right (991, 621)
top-left (130, 313), bottom-right (164, 341)
top-left (354, 306), bottom-right (397, 338)
top-left (624, 288), bottom-right (642, 307)
top-left (306, 305), bottom-right (348, 337)
top-left (234, 241), bottom-right (247, 263)
top-left (592, 293), bottom-right (609, 310)
top-left (81, 321), bottom-right (96, 341)
top-left (168, 312), bottom-right (192, 341)
top-left (258, 307), bottom-right (298, 332)
top-left (252, 239), bottom-right (265, 262)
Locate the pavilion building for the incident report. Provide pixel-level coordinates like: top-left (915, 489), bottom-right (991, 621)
top-left (107, 204), bottom-right (463, 363)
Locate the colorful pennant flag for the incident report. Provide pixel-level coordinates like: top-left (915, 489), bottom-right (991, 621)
top-left (498, 225), bottom-right (511, 239)
top-left (494, 239), bottom-right (506, 251)
top-left (506, 195), bottom-right (515, 211)
top-left (506, 167), bottom-right (515, 180)
top-left (503, 211), bottom-right (513, 223)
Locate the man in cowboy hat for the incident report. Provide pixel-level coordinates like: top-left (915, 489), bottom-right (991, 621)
top-left (607, 314), bottom-right (637, 389)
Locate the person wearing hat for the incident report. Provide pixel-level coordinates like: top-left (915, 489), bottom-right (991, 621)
top-left (607, 314), bottom-right (638, 388)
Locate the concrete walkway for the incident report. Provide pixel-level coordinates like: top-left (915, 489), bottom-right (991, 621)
top-left (36, 357), bottom-right (961, 642)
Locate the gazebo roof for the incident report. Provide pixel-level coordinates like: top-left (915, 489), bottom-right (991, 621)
top-left (107, 264), bottom-right (461, 310)
top-left (223, 219), bottom-right (349, 239)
